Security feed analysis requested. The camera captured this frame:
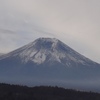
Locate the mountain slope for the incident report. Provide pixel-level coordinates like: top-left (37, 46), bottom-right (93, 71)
top-left (0, 38), bottom-right (98, 66)
top-left (0, 38), bottom-right (100, 92)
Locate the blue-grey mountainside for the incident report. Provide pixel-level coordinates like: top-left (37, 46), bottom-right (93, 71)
top-left (0, 38), bottom-right (100, 92)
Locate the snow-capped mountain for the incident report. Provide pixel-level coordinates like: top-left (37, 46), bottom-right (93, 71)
top-left (0, 38), bottom-right (98, 67)
top-left (0, 38), bottom-right (100, 92)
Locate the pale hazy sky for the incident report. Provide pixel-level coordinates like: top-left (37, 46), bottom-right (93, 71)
top-left (0, 0), bottom-right (100, 63)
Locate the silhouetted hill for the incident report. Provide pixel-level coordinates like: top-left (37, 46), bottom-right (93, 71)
top-left (0, 83), bottom-right (100, 100)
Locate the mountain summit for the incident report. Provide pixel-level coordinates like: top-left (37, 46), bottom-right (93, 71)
top-left (0, 38), bottom-right (100, 91)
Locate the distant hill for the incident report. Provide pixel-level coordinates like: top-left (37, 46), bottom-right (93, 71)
top-left (0, 83), bottom-right (100, 100)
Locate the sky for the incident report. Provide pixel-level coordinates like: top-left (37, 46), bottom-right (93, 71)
top-left (0, 0), bottom-right (100, 63)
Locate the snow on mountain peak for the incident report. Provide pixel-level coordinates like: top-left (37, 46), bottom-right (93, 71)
top-left (0, 37), bottom-right (96, 66)
top-left (7, 38), bottom-right (60, 64)
top-left (34, 37), bottom-right (59, 49)
top-left (36, 37), bottom-right (58, 42)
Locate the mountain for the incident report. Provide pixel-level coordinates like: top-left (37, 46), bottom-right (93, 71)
top-left (0, 38), bottom-right (100, 92)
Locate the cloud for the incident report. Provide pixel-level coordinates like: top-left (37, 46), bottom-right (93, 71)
top-left (0, 0), bottom-right (100, 63)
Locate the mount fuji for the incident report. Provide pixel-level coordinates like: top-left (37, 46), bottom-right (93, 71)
top-left (0, 38), bottom-right (100, 91)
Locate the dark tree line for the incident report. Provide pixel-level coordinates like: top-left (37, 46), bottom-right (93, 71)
top-left (0, 83), bottom-right (100, 100)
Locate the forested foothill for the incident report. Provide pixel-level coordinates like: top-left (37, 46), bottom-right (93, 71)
top-left (0, 83), bottom-right (100, 100)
